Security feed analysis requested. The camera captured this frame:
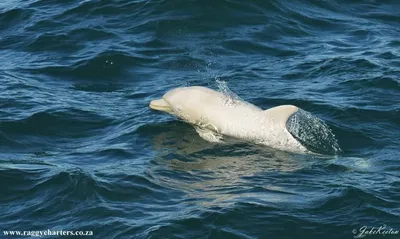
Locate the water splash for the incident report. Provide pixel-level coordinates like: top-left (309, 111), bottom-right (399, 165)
top-left (194, 126), bottom-right (224, 143)
top-left (215, 78), bottom-right (241, 106)
top-left (286, 109), bottom-right (341, 155)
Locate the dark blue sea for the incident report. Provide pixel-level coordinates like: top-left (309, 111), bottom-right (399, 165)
top-left (1, 0), bottom-right (399, 238)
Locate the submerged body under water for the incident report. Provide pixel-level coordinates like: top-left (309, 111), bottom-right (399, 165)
top-left (1, 0), bottom-right (399, 238)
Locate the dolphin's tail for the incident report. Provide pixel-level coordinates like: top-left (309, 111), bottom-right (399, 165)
top-left (286, 109), bottom-right (341, 155)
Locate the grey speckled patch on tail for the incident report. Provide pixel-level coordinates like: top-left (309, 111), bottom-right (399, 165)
top-left (286, 109), bottom-right (341, 155)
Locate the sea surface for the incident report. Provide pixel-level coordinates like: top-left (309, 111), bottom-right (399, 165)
top-left (1, 0), bottom-right (399, 238)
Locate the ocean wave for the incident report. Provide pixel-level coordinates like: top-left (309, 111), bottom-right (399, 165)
top-left (0, 8), bottom-right (33, 31)
top-left (361, 10), bottom-right (400, 24)
top-left (25, 33), bottom-right (83, 53)
top-left (0, 166), bottom-right (170, 217)
top-left (291, 57), bottom-right (381, 78)
top-left (25, 27), bottom-right (117, 53)
top-left (26, 50), bottom-right (153, 80)
top-left (0, 109), bottom-right (113, 137)
top-left (222, 39), bottom-right (298, 57)
top-left (0, 131), bottom-right (23, 149)
top-left (314, 186), bottom-right (399, 215)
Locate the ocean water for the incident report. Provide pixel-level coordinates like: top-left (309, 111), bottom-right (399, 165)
top-left (1, 0), bottom-right (399, 238)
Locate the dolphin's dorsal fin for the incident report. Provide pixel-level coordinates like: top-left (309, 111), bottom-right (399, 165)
top-left (263, 105), bottom-right (299, 126)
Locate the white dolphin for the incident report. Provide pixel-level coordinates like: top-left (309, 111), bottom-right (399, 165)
top-left (149, 86), bottom-right (340, 154)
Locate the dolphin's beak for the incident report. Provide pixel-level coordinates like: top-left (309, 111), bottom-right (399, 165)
top-left (149, 98), bottom-right (173, 114)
